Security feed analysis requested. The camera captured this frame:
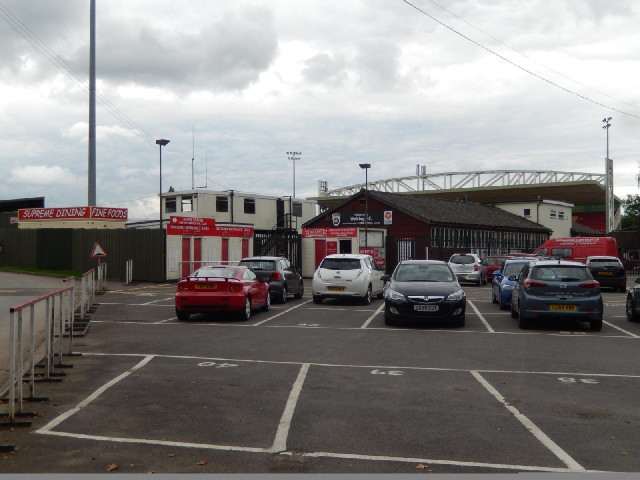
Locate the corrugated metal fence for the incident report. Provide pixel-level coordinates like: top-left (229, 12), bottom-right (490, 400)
top-left (0, 228), bottom-right (164, 282)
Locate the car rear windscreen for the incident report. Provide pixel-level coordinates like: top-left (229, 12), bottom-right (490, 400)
top-left (239, 260), bottom-right (277, 270)
top-left (194, 268), bottom-right (238, 278)
top-left (589, 259), bottom-right (621, 268)
top-left (320, 258), bottom-right (361, 270)
top-left (450, 255), bottom-right (475, 265)
top-left (531, 266), bottom-right (590, 282)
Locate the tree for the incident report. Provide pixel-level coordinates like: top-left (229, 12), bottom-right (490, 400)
top-left (621, 194), bottom-right (640, 230)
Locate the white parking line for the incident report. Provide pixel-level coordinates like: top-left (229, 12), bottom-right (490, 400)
top-left (471, 370), bottom-right (586, 472)
top-left (468, 300), bottom-right (495, 333)
top-left (252, 299), bottom-right (313, 326)
top-left (272, 363), bottom-right (310, 452)
top-left (603, 320), bottom-right (639, 338)
top-left (360, 302), bottom-right (385, 328)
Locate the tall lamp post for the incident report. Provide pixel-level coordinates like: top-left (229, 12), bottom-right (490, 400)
top-left (286, 151), bottom-right (302, 198)
top-left (156, 139), bottom-right (170, 281)
top-left (602, 117), bottom-right (613, 234)
top-left (359, 163), bottom-right (371, 248)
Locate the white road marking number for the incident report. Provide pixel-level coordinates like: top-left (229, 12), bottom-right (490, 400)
top-left (558, 377), bottom-right (598, 384)
top-left (198, 361), bottom-right (238, 368)
top-left (371, 369), bottom-right (404, 376)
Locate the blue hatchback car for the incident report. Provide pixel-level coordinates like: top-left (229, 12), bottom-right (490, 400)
top-left (491, 258), bottom-right (532, 310)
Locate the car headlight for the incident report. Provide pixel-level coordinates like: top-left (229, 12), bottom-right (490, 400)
top-left (385, 288), bottom-right (405, 301)
top-left (447, 289), bottom-right (465, 301)
top-left (502, 285), bottom-right (513, 292)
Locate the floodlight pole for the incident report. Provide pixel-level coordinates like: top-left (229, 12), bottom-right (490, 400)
top-left (287, 151), bottom-right (302, 198)
top-left (359, 163), bottom-right (371, 248)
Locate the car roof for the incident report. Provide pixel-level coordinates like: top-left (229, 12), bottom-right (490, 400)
top-left (532, 260), bottom-right (586, 267)
top-left (398, 259), bottom-right (447, 265)
top-left (449, 253), bottom-right (480, 257)
top-left (586, 256), bottom-right (620, 260)
top-left (240, 256), bottom-right (283, 261)
top-left (503, 258), bottom-right (534, 264)
top-left (322, 254), bottom-right (371, 259)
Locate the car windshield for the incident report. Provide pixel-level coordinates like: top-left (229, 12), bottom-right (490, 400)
top-left (589, 259), bottom-right (620, 268)
top-left (193, 267), bottom-right (238, 278)
top-left (239, 260), bottom-right (277, 270)
top-left (320, 258), bottom-right (362, 270)
top-left (503, 263), bottom-right (527, 277)
top-left (394, 264), bottom-right (454, 282)
top-left (531, 266), bottom-right (590, 282)
top-left (449, 255), bottom-right (475, 265)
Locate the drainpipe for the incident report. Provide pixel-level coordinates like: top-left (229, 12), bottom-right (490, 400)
top-left (229, 190), bottom-right (234, 223)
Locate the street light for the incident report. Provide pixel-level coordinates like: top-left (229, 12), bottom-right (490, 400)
top-left (156, 139), bottom-right (170, 227)
top-left (286, 151), bottom-right (302, 198)
top-left (359, 163), bottom-right (371, 248)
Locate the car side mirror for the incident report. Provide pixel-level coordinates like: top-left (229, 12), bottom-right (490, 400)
top-left (508, 275), bottom-right (517, 281)
top-left (493, 270), bottom-right (501, 276)
top-left (635, 278), bottom-right (640, 285)
top-left (381, 275), bottom-right (390, 282)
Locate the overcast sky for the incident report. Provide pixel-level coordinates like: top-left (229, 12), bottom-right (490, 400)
top-left (0, 0), bottom-right (638, 220)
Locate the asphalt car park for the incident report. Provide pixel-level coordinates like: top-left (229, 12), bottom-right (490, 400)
top-left (2, 280), bottom-right (640, 474)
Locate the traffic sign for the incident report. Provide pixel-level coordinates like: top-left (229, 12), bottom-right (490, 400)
top-left (91, 242), bottom-right (107, 258)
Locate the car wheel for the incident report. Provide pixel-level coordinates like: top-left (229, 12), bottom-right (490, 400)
top-left (589, 317), bottom-right (603, 331)
top-left (261, 292), bottom-right (271, 312)
top-left (175, 308), bottom-right (190, 321)
top-left (482, 275), bottom-right (487, 285)
top-left (239, 296), bottom-right (251, 321)
top-left (313, 295), bottom-right (323, 304)
top-left (278, 286), bottom-right (288, 304)
top-left (518, 313), bottom-right (530, 329)
top-left (491, 289), bottom-right (498, 304)
top-left (626, 295), bottom-right (639, 322)
top-left (384, 313), bottom-right (396, 326)
top-left (499, 295), bottom-right (507, 311)
top-left (620, 284), bottom-right (627, 293)
top-left (294, 281), bottom-right (304, 299)
top-left (452, 315), bottom-right (465, 328)
top-left (362, 285), bottom-right (372, 305)
top-left (510, 301), bottom-right (518, 319)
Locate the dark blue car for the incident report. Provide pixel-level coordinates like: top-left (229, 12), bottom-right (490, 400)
top-left (491, 258), bottom-right (532, 310)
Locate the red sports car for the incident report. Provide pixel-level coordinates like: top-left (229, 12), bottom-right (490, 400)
top-left (175, 265), bottom-right (270, 321)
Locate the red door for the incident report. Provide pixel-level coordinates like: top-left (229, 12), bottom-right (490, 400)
top-left (181, 237), bottom-right (191, 277)
top-left (193, 237), bottom-right (202, 271)
top-left (314, 239), bottom-right (326, 270)
top-left (242, 238), bottom-right (249, 259)
top-left (221, 238), bottom-right (229, 263)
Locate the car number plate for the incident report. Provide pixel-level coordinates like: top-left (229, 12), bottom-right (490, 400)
top-left (550, 304), bottom-right (577, 311)
top-left (597, 271), bottom-right (613, 276)
top-left (414, 304), bottom-right (439, 312)
top-left (328, 286), bottom-right (345, 292)
top-left (195, 284), bottom-right (217, 290)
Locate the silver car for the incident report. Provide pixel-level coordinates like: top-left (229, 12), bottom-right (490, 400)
top-left (448, 253), bottom-right (488, 285)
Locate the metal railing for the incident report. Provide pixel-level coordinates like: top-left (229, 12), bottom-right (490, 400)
top-left (2, 264), bottom-right (107, 424)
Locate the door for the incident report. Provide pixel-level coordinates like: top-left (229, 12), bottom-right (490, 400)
top-left (221, 238), bottom-right (229, 263)
top-left (242, 238), bottom-right (249, 259)
top-left (314, 240), bottom-right (326, 270)
top-left (193, 237), bottom-right (202, 271)
top-left (181, 237), bottom-right (191, 277)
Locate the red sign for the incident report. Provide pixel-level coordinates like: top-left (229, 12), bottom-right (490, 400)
top-left (302, 227), bottom-right (358, 238)
top-left (214, 225), bottom-right (253, 238)
top-left (19, 207), bottom-right (128, 221)
top-left (326, 241), bottom-right (338, 255)
top-left (167, 216), bottom-right (217, 236)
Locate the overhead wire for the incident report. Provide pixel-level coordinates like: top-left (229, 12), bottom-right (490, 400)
top-left (0, 1), bottom-right (228, 195)
top-left (402, 0), bottom-right (640, 119)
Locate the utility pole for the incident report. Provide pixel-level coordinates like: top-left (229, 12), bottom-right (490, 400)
top-left (603, 117), bottom-right (614, 234)
top-left (87, 0), bottom-right (96, 206)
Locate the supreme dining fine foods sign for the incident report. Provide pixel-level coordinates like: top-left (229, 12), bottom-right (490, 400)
top-left (18, 207), bottom-right (128, 221)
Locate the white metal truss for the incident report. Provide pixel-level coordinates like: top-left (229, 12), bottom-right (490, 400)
top-left (318, 170), bottom-right (606, 197)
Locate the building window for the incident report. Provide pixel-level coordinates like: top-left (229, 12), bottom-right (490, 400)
top-left (216, 196), bottom-right (228, 212)
top-left (181, 195), bottom-right (193, 212)
top-left (523, 208), bottom-right (531, 217)
top-left (244, 198), bottom-right (255, 214)
top-left (558, 210), bottom-right (565, 220)
top-left (550, 209), bottom-right (557, 219)
top-left (165, 197), bottom-right (176, 213)
top-left (292, 202), bottom-right (303, 217)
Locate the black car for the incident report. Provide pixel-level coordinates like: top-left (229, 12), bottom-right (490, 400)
top-left (381, 260), bottom-right (466, 327)
top-left (238, 256), bottom-right (304, 303)
top-left (626, 277), bottom-right (640, 322)
top-left (585, 256), bottom-right (626, 292)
